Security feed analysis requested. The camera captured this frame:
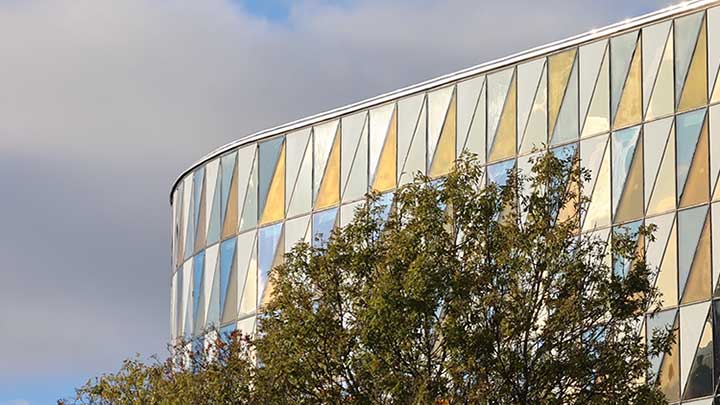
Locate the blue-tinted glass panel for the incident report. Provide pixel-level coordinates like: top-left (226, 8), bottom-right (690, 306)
top-left (551, 143), bottom-right (577, 161)
top-left (646, 308), bottom-right (677, 382)
top-left (220, 323), bottom-right (235, 344)
top-left (487, 159), bottom-right (515, 186)
top-left (258, 223), bottom-right (283, 305)
top-left (375, 192), bottom-right (395, 222)
top-left (220, 153), bottom-right (237, 220)
top-left (611, 126), bottom-right (641, 214)
top-left (219, 238), bottom-right (236, 318)
top-left (676, 109), bottom-right (706, 198)
top-left (192, 252), bottom-right (205, 330)
top-left (313, 207), bottom-right (338, 248)
top-left (207, 177), bottom-right (222, 245)
top-left (175, 269), bottom-right (183, 339)
top-left (678, 205), bottom-right (708, 297)
top-left (612, 220), bottom-right (641, 277)
top-left (193, 168), bottom-right (204, 234)
top-left (184, 194), bottom-right (195, 260)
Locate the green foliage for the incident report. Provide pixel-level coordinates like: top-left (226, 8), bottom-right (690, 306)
top-left (67, 153), bottom-right (673, 404)
top-left (65, 332), bottom-right (255, 404)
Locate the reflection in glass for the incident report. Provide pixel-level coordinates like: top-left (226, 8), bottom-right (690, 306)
top-left (644, 118), bottom-right (675, 215)
top-left (192, 252), bottom-right (205, 336)
top-left (683, 311), bottom-right (713, 400)
top-left (580, 40), bottom-right (610, 137)
top-left (678, 206), bottom-right (709, 304)
top-left (258, 137), bottom-right (284, 218)
top-left (612, 126), bottom-right (642, 222)
top-left (258, 223), bottom-right (283, 308)
top-left (610, 31), bottom-right (638, 122)
top-left (676, 109), bottom-right (708, 207)
top-left (457, 76), bottom-right (486, 160)
top-left (239, 147), bottom-right (258, 232)
top-left (487, 159), bottom-right (515, 187)
top-left (341, 112), bottom-right (369, 202)
top-left (220, 238), bottom-right (237, 324)
top-left (236, 231), bottom-right (257, 317)
top-left (313, 208), bottom-right (338, 248)
top-left (581, 135), bottom-right (611, 230)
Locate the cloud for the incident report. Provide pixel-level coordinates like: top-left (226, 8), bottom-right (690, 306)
top-left (0, 0), bottom-right (670, 400)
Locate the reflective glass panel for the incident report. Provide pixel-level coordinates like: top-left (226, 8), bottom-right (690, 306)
top-left (313, 207), bottom-right (338, 248)
top-left (258, 137), bottom-right (284, 216)
top-left (258, 224), bottom-right (282, 307)
top-left (487, 159), bottom-right (515, 187)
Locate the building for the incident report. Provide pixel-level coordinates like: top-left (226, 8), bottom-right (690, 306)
top-left (169, 1), bottom-right (720, 402)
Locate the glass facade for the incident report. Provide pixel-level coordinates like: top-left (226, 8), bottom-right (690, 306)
top-left (170, 3), bottom-right (720, 402)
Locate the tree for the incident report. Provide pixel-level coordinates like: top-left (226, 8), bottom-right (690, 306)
top-left (66, 332), bottom-right (255, 404)
top-left (68, 152), bottom-right (674, 404)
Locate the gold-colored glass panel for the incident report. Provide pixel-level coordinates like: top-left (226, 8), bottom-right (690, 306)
top-left (681, 216), bottom-right (711, 304)
top-left (548, 49), bottom-right (576, 135)
top-left (679, 119), bottom-right (709, 208)
top-left (430, 94), bottom-right (457, 178)
top-left (316, 131), bottom-right (341, 209)
top-left (260, 145), bottom-right (286, 224)
top-left (678, 22), bottom-right (708, 112)
top-left (647, 32), bottom-right (675, 120)
top-left (614, 39), bottom-right (642, 129)
top-left (658, 316), bottom-right (680, 402)
top-left (615, 136), bottom-right (644, 223)
top-left (656, 223), bottom-right (678, 309)
top-left (647, 126), bottom-right (676, 216)
top-left (489, 75), bottom-right (517, 162)
top-left (373, 109), bottom-right (397, 191)
top-left (222, 165), bottom-right (239, 239)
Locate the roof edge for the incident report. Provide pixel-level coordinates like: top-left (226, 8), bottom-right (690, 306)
top-left (170, 0), bottom-right (720, 203)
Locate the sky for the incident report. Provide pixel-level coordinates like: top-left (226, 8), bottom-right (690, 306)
top-left (0, 0), bottom-right (673, 403)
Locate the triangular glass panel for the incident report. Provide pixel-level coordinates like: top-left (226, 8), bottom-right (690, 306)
top-left (258, 137), bottom-right (284, 218)
top-left (678, 205), bottom-right (709, 303)
top-left (369, 103), bottom-right (395, 183)
top-left (580, 40), bottom-right (610, 137)
top-left (457, 76), bottom-right (485, 158)
top-left (674, 11), bottom-right (705, 105)
top-left (676, 109), bottom-right (707, 204)
top-left (610, 31), bottom-right (639, 122)
top-left (643, 21), bottom-right (672, 113)
top-left (341, 111), bottom-right (369, 202)
top-left (258, 223), bottom-right (283, 308)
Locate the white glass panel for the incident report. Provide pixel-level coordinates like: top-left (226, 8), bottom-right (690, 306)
top-left (457, 75), bottom-right (485, 157)
top-left (313, 120), bottom-right (339, 200)
top-left (427, 85), bottom-right (454, 166)
top-left (341, 111), bottom-right (368, 202)
top-left (369, 103), bottom-right (395, 182)
top-left (642, 21), bottom-right (672, 113)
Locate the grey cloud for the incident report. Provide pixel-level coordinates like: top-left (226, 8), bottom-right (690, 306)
top-left (0, 0), bottom-right (669, 400)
